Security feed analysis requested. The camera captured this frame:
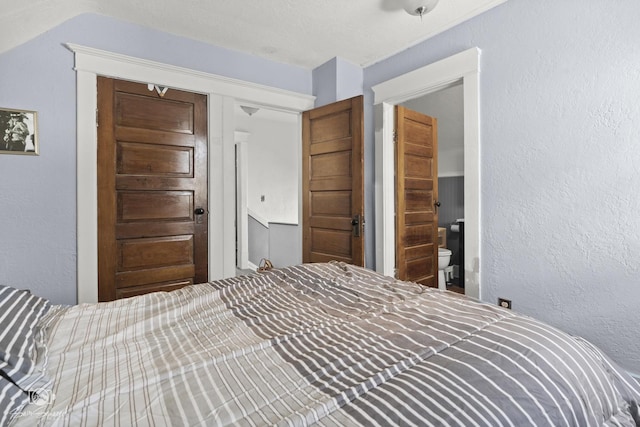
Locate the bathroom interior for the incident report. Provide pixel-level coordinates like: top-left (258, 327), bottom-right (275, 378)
top-left (401, 82), bottom-right (465, 292)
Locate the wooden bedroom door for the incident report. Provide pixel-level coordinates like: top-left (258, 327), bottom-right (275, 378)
top-left (395, 106), bottom-right (439, 286)
top-left (302, 96), bottom-right (364, 266)
top-left (97, 77), bottom-right (208, 301)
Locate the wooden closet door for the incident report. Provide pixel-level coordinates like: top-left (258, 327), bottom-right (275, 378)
top-left (302, 96), bottom-right (364, 266)
top-left (97, 78), bottom-right (208, 301)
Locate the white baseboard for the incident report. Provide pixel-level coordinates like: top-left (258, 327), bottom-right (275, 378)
top-left (630, 372), bottom-right (640, 382)
top-left (247, 261), bottom-right (258, 271)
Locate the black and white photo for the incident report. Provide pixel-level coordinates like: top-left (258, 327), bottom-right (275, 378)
top-left (0, 108), bottom-right (38, 155)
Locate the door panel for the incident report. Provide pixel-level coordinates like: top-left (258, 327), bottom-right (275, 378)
top-left (118, 191), bottom-right (194, 221)
top-left (116, 265), bottom-right (195, 288)
top-left (395, 106), bottom-right (438, 286)
top-left (311, 151), bottom-right (352, 178)
top-left (311, 192), bottom-right (352, 216)
top-left (116, 281), bottom-right (193, 299)
top-left (117, 143), bottom-right (193, 176)
top-left (116, 94), bottom-right (195, 133)
top-left (118, 235), bottom-right (194, 270)
top-left (98, 77), bottom-right (208, 301)
top-left (310, 110), bottom-right (352, 141)
top-left (302, 96), bottom-right (364, 266)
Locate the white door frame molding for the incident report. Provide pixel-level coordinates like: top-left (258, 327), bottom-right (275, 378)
top-left (67, 44), bottom-right (315, 303)
top-left (235, 131), bottom-right (250, 270)
top-left (372, 47), bottom-right (481, 299)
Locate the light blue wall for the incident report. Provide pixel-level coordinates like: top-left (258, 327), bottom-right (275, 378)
top-left (269, 223), bottom-right (302, 269)
top-left (335, 57), bottom-right (363, 103)
top-left (0, 13), bottom-right (311, 305)
top-left (312, 56), bottom-right (363, 107)
top-left (312, 58), bottom-right (338, 107)
top-left (248, 216), bottom-right (270, 266)
top-left (1, 1), bottom-right (638, 375)
top-left (364, 0), bottom-right (640, 373)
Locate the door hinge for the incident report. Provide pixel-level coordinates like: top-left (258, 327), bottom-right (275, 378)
top-left (392, 129), bottom-right (398, 143)
top-left (96, 108), bottom-right (99, 128)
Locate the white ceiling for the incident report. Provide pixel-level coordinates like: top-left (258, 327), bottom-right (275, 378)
top-left (0, 0), bottom-right (506, 69)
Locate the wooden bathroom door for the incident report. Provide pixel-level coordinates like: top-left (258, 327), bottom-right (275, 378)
top-left (395, 106), bottom-right (439, 286)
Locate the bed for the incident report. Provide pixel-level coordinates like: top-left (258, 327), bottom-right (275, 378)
top-left (2, 262), bottom-right (639, 426)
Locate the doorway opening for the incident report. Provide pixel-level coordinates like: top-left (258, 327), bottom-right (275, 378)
top-left (373, 47), bottom-right (481, 299)
top-left (401, 82), bottom-right (465, 290)
top-left (234, 104), bottom-right (301, 273)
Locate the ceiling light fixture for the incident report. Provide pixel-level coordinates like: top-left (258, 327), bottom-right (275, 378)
top-left (404, 0), bottom-right (440, 20)
top-left (240, 106), bottom-right (259, 116)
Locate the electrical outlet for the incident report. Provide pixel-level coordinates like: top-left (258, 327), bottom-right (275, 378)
top-left (498, 298), bottom-right (512, 309)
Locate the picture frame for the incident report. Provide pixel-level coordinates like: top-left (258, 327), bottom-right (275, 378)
top-left (0, 107), bottom-right (38, 155)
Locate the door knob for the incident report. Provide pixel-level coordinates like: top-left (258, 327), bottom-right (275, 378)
top-left (434, 201), bottom-right (441, 208)
top-left (352, 214), bottom-right (361, 237)
top-left (194, 207), bottom-right (205, 215)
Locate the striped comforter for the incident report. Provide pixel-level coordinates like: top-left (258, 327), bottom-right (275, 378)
top-left (12, 262), bottom-right (640, 426)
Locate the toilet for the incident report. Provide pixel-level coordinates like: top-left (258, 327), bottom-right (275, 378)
top-left (437, 248), bottom-right (452, 290)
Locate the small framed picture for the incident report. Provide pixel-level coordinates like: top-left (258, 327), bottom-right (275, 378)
top-left (0, 108), bottom-right (38, 155)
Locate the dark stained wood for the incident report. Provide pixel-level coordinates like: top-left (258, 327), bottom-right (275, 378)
top-left (97, 77), bottom-right (118, 303)
top-left (117, 143), bottom-right (193, 176)
top-left (116, 265), bottom-right (195, 288)
top-left (116, 94), bottom-right (195, 134)
top-left (118, 235), bottom-right (194, 270)
top-left (302, 96), bottom-right (364, 266)
top-left (395, 106), bottom-right (439, 287)
top-left (97, 77), bottom-right (208, 301)
top-left (116, 280), bottom-right (193, 299)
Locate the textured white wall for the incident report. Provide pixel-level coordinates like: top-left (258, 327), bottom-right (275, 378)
top-left (481, 0), bottom-right (640, 375)
top-left (365, 0), bottom-right (640, 374)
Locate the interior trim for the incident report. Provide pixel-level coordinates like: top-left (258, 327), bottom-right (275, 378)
top-left (372, 47), bottom-right (481, 299)
top-left (235, 131), bottom-right (250, 270)
top-left (67, 43), bottom-right (315, 303)
top-left (67, 44), bottom-right (315, 110)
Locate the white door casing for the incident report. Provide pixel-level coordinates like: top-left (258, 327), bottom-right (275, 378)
top-left (235, 131), bottom-right (250, 270)
top-left (372, 47), bottom-right (481, 299)
top-left (68, 44), bottom-right (315, 303)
